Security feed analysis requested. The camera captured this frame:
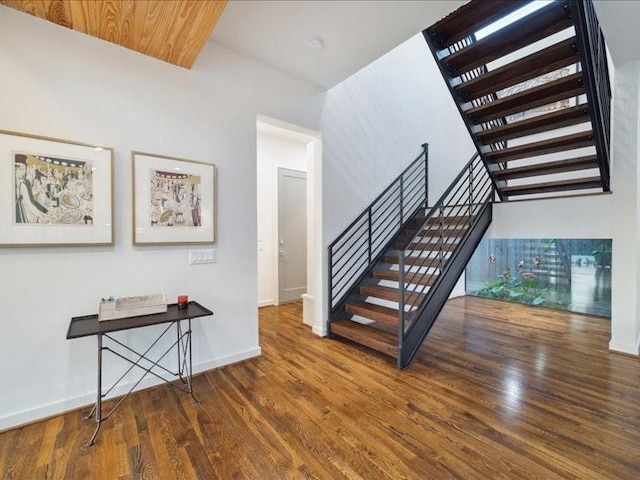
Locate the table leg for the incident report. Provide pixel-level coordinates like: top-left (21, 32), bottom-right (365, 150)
top-left (188, 318), bottom-right (200, 405)
top-left (177, 320), bottom-right (183, 381)
top-left (86, 333), bottom-right (103, 446)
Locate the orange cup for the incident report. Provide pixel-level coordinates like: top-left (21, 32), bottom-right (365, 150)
top-left (177, 295), bottom-right (189, 309)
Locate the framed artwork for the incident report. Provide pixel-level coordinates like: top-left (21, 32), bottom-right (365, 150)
top-left (132, 152), bottom-right (216, 245)
top-left (0, 130), bottom-right (114, 247)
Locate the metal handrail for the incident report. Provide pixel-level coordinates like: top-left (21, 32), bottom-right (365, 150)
top-left (328, 144), bottom-right (429, 315)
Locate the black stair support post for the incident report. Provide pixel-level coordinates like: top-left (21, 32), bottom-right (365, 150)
top-left (468, 162), bottom-right (473, 224)
top-left (328, 246), bottom-right (333, 327)
top-left (397, 251), bottom-right (406, 368)
top-left (367, 206), bottom-right (372, 264)
top-left (400, 176), bottom-right (404, 225)
top-left (570, 0), bottom-right (611, 191)
top-left (422, 30), bottom-right (508, 200)
top-left (438, 207), bottom-right (445, 274)
top-left (423, 143), bottom-right (429, 209)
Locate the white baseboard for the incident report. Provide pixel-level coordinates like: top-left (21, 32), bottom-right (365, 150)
top-left (313, 325), bottom-right (327, 337)
top-left (0, 347), bottom-right (261, 432)
top-left (449, 276), bottom-right (466, 299)
top-left (449, 287), bottom-right (466, 299)
top-left (302, 294), bottom-right (314, 327)
top-left (258, 299), bottom-right (275, 308)
top-left (609, 340), bottom-right (639, 356)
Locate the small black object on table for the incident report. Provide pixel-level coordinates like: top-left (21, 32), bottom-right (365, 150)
top-left (67, 301), bottom-right (213, 446)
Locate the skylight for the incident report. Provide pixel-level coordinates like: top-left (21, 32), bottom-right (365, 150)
top-left (475, 1), bottom-right (555, 40)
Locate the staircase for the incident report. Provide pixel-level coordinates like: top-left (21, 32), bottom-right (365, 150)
top-left (424, 0), bottom-right (611, 200)
top-left (327, 0), bottom-right (611, 368)
top-left (329, 151), bottom-right (493, 368)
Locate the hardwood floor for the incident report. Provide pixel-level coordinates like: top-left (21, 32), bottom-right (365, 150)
top-left (1, 297), bottom-right (639, 479)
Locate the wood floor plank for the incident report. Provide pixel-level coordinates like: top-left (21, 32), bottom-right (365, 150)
top-left (1, 297), bottom-right (640, 479)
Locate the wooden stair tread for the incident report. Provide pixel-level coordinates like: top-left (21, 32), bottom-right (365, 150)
top-left (466, 72), bottom-right (585, 124)
top-left (456, 37), bottom-right (580, 102)
top-left (360, 284), bottom-right (425, 306)
top-left (410, 225), bottom-right (467, 236)
top-left (373, 269), bottom-right (437, 286)
top-left (501, 176), bottom-right (603, 196)
top-left (494, 155), bottom-right (598, 180)
top-left (384, 255), bottom-right (443, 269)
top-left (345, 301), bottom-right (403, 327)
top-left (485, 131), bottom-right (594, 163)
top-left (405, 241), bottom-right (458, 252)
top-left (443, 1), bottom-right (573, 75)
top-left (330, 320), bottom-right (397, 358)
top-left (425, 215), bottom-right (470, 225)
top-left (425, 0), bottom-right (527, 49)
top-left (476, 104), bottom-right (590, 145)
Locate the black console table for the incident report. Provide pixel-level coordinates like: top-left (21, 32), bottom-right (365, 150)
top-left (67, 301), bottom-right (213, 446)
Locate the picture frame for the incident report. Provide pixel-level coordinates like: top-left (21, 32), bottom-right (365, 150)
top-left (0, 129), bottom-right (114, 247)
top-left (132, 151), bottom-right (216, 245)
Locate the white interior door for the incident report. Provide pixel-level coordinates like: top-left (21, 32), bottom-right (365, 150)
top-left (278, 168), bottom-right (307, 303)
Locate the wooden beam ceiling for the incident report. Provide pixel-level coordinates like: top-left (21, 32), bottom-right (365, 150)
top-left (0, 0), bottom-right (228, 69)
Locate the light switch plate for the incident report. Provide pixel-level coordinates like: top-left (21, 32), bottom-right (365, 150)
top-left (189, 249), bottom-right (215, 265)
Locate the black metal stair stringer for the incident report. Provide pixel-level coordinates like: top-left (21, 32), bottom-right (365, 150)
top-left (570, 0), bottom-right (611, 191)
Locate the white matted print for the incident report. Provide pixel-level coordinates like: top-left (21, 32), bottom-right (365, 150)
top-left (0, 130), bottom-right (114, 246)
top-left (132, 152), bottom-right (216, 245)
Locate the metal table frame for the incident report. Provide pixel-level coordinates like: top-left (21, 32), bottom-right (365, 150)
top-left (67, 301), bottom-right (213, 446)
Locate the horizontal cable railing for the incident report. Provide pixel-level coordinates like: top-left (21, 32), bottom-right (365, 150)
top-left (396, 152), bottom-right (494, 342)
top-left (329, 144), bottom-right (429, 316)
top-left (573, 0), bottom-right (611, 191)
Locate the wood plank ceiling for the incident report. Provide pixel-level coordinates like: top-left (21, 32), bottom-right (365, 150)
top-left (0, 0), bottom-right (228, 69)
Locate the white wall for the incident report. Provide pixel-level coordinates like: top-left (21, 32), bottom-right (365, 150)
top-left (319, 33), bottom-right (474, 331)
top-left (488, 59), bottom-right (640, 355)
top-left (321, 34), bottom-right (474, 243)
top-left (256, 127), bottom-right (309, 307)
top-left (0, 7), bottom-right (325, 429)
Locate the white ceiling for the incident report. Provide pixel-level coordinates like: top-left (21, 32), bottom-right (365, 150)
top-left (209, 0), bottom-right (466, 90)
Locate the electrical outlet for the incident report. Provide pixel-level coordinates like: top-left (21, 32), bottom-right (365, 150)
top-left (189, 249), bottom-right (216, 265)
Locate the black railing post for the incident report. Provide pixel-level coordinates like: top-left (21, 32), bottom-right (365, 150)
top-left (398, 251), bottom-right (406, 345)
top-left (399, 176), bottom-right (404, 225)
top-left (423, 143), bottom-right (429, 209)
top-left (468, 162), bottom-right (473, 226)
top-left (438, 206), bottom-right (445, 274)
top-left (367, 207), bottom-right (372, 264)
top-left (328, 248), bottom-right (333, 319)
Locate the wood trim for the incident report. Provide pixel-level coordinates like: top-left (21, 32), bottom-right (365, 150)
top-left (0, 0), bottom-right (227, 68)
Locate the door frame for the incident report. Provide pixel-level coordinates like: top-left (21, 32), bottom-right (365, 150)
top-left (257, 115), bottom-right (325, 335)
